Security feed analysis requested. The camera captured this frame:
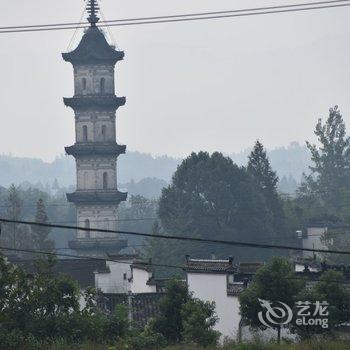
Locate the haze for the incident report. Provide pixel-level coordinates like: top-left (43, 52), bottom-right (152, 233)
top-left (0, 0), bottom-right (349, 161)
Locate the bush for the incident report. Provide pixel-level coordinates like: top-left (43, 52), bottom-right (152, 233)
top-left (181, 298), bottom-right (220, 347)
top-left (0, 329), bottom-right (42, 350)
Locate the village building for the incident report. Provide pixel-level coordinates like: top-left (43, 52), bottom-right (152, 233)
top-left (184, 256), bottom-right (264, 340)
top-left (302, 224), bottom-right (328, 259)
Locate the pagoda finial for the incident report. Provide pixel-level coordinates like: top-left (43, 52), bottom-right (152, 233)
top-left (86, 0), bottom-right (100, 27)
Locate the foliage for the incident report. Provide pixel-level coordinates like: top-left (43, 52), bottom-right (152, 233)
top-left (150, 151), bottom-right (277, 270)
top-left (0, 185), bottom-right (33, 255)
top-left (247, 141), bottom-right (287, 246)
top-left (164, 340), bottom-right (350, 350)
top-left (247, 141), bottom-right (279, 193)
top-left (152, 277), bottom-right (220, 347)
top-left (297, 106), bottom-right (350, 218)
top-left (295, 106), bottom-right (350, 263)
top-left (153, 277), bottom-right (189, 343)
top-left (118, 195), bottom-right (158, 247)
top-left (300, 106), bottom-right (350, 207)
top-left (115, 329), bottom-right (166, 350)
top-left (31, 198), bottom-right (55, 252)
top-left (181, 298), bottom-right (220, 347)
top-left (239, 257), bottom-right (305, 337)
top-left (0, 253), bottom-right (129, 347)
top-left (292, 270), bottom-right (350, 338)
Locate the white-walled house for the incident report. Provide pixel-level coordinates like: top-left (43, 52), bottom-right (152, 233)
top-left (302, 226), bottom-right (328, 259)
top-left (129, 262), bottom-right (157, 294)
top-left (94, 254), bottom-right (137, 293)
top-left (94, 255), bottom-right (159, 294)
top-left (12, 254), bottom-right (161, 297)
top-left (184, 257), bottom-right (257, 340)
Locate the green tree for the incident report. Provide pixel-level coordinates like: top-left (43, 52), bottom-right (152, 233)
top-left (299, 106), bottom-right (350, 210)
top-left (292, 270), bottom-right (350, 339)
top-left (153, 277), bottom-right (219, 346)
top-left (296, 106), bottom-right (350, 262)
top-left (247, 141), bottom-right (278, 194)
top-left (181, 298), bottom-right (220, 347)
top-left (31, 198), bottom-right (54, 252)
top-left (0, 253), bottom-right (130, 347)
top-left (153, 152), bottom-right (273, 268)
top-left (239, 257), bottom-right (305, 342)
top-left (153, 277), bottom-right (189, 343)
top-left (247, 141), bottom-right (288, 245)
top-left (118, 195), bottom-right (158, 247)
top-left (0, 185), bottom-right (32, 255)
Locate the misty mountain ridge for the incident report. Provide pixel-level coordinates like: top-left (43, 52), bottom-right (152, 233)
top-left (0, 143), bottom-right (311, 196)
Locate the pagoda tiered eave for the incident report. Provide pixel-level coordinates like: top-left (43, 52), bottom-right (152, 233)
top-left (65, 143), bottom-right (126, 157)
top-left (63, 96), bottom-right (126, 110)
top-left (68, 237), bottom-right (128, 251)
top-left (67, 190), bottom-right (127, 205)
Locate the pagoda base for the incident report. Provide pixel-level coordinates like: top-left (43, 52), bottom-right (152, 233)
top-left (69, 237), bottom-right (128, 257)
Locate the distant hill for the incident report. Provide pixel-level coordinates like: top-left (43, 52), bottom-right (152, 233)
top-left (0, 151), bottom-right (181, 189)
top-left (230, 141), bottom-right (311, 182)
top-left (0, 143), bottom-right (311, 195)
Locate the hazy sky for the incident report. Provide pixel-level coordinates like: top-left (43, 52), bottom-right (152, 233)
top-left (0, 0), bottom-right (349, 161)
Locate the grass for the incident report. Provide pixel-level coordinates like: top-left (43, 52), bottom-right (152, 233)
top-left (164, 341), bottom-right (350, 350)
top-left (17, 340), bottom-right (350, 350)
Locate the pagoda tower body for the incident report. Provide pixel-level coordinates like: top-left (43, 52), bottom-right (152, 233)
top-left (63, 0), bottom-right (127, 257)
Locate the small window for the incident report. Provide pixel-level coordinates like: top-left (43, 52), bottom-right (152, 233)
top-left (100, 78), bottom-right (105, 94)
top-left (101, 125), bottom-right (107, 141)
top-left (83, 172), bottom-right (88, 189)
top-left (104, 218), bottom-right (109, 230)
top-left (83, 125), bottom-right (88, 142)
top-left (82, 78), bottom-right (87, 91)
top-left (123, 273), bottom-right (127, 280)
top-left (85, 219), bottom-right (91, 238)
top-left (103, 172), bottom-right (108, 190)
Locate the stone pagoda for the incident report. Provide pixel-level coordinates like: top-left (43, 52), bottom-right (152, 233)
top-left (63, 0), bottom-right (127, 257)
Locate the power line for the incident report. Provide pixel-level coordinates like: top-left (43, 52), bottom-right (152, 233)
top-left (1, 218), bottom-right (350, 255)
top-left (1, 245), bottom-right (179, 270)
top-left (1, 0), bottom-right (348, 30)
top-left (0, 1), bottom-right (350, 34)
top-left (2, 245), bottom-right (350, 285)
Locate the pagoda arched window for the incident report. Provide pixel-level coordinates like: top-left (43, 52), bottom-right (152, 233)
top-left (101, 125), bottom-right (107, 141)
top-left (83, 125), bottom-right (88, 142)
top-left (82, 78), bottom-right (87, 91)
top-left (104, 218), bottom-right (109, 230)
top-left (100, 78), bottom-right (106, 94)
top-left (83, 172), bottom-right (88, 189)
top-left (103, 172), bottom-right (108, 190)
top-left (85, 219), bottom-right (91, 238)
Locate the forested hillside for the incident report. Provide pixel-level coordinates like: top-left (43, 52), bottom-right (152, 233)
top-left (0, 143), bottom-right (310, 195)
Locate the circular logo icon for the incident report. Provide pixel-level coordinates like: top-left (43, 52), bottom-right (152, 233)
top-left (258, 298), bottom-right (293, 328)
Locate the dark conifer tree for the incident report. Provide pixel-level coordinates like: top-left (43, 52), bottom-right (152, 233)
top-left (32, 198), bottom-right (54, 252)
top-left (247, 140), bottom-right (278, 194)
top-left (247, 141), bottom-right (287, 242)
top-left (1, 185), bottom-right (32, 256)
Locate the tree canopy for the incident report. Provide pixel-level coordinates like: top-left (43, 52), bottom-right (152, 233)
top-left (150, 151), bottom-right (285, 270)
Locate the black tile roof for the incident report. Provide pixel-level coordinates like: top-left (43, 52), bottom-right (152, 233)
top-left (184, 258), bottom-right (235, 274)
top-left (238, 262), bottom-right (264, 274)
top-left (10, 258), bottom-right (108, 288)
top-left (62, 26), bottom-right (124, 65)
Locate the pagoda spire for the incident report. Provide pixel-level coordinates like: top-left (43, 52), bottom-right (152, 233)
top-left (86, 0), bottom-right (100, 27)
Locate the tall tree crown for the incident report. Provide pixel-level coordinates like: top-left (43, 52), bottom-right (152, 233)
top-left (247, 140), bottom-right (278, 192)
